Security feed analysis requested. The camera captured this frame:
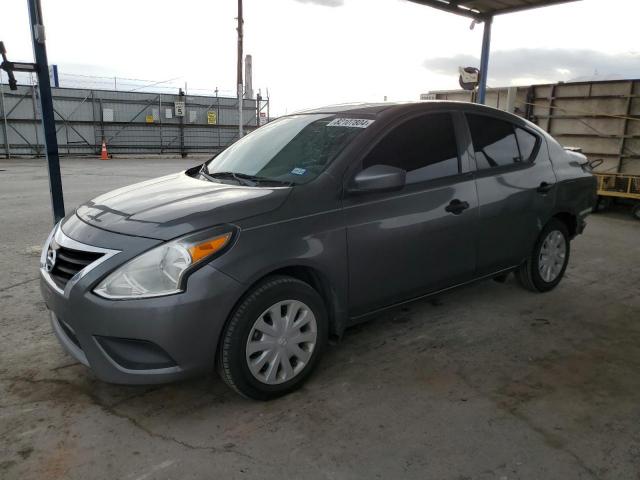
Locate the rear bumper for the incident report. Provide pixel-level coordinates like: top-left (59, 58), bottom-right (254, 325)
top-left (576, 207), bottom-right (591, 236)
top-left (577, 217), bottom-right (587, 235)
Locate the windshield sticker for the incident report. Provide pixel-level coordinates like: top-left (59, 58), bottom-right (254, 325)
top-left (326, 118), bottom-right (374, 128)
top-left (291, 167), bottom-right (307, 175)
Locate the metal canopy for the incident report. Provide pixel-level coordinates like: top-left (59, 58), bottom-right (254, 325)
top-left (409, 0), bottom-right (579, 19)
top-left (409, 0), bottom-right (580, 104)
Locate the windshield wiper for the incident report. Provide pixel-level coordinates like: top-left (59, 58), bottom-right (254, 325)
top-left (200, 168), bottom-right (291, 187)
top-left (233, 172), bottom-right (292, 186)
top-left (201, 170), bottom-right (254, 186)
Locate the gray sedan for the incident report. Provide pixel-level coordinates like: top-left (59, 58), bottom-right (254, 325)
top-left (40, 101), bottom-right (597, 400)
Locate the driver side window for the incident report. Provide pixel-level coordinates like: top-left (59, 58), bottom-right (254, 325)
top-left (362, 112), bottom-right (460, 184)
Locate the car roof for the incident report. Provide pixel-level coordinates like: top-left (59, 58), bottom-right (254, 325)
top-left (285, 100), bottom-right (546, 139)
top-left (291, 103), bottom-right (394, 115)
top-left (289, 100), bottom-right (509, 117)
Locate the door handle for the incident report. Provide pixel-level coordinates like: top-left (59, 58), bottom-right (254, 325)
top-left (537, 181), bottom-right (555, 193)
top-left (445, 199), bottom-right (470, 215)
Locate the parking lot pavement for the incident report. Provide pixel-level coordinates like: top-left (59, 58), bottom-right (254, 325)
top-left (1, 157), bottom-right (639, 480)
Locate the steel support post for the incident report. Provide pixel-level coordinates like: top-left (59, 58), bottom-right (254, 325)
top-left (27, 0), bottom-right (65, 222)
top-left (237, 0), bottom-right (244, 138)
top-left (159, 94), bottom-right (163, 154)
top-left (178, 89), bottom-right (185, 158)
top-left (477, 15), bottom-right (493, 105)
top-left (30, 84), bottom-right (41, 155)
top-left (216, 91), bottom-right (221, 149)
top-left (238, 84), bottom-right (243, 138)
top-left (617, 81), bottom-right (634, 173)
top-left (98, 97), bottom-right (105, 154)
top-left (0, 71), bottom-right (9, 158)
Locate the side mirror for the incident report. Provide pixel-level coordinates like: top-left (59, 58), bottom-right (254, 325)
top-left (349, 164), bottom-right (406, 194)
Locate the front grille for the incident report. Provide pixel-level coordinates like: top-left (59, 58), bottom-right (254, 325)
top-left (49, 241), bottom-right (104, 290)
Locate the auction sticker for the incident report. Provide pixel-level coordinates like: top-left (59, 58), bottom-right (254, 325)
top-left (327, 118), bottom-right (374, 128)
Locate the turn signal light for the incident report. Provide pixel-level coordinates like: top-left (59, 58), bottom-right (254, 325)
top-left (188, 233), bottom-right (232, 263)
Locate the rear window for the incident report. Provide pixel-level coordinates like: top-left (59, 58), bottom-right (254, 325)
top-left (516, 127), bottom-right (538, 162)
top-left (466, 114), bottom-right (521, 169)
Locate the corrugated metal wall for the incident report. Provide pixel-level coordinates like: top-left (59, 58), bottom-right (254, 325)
top-left (430, 79), bottom-right (640, 175)
top-left (0, 84), bottom-right (266, 157)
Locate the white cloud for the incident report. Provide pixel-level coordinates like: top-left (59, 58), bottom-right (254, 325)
top-left (423, 49), bottom-right (640, 86)
top-left (2, 0), bottom-right (639, 115)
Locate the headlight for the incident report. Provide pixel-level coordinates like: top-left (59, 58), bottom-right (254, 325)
top-left (94, 229), bottom-right (233, 299)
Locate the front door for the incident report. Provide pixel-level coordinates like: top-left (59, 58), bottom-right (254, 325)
top-left (343, 111), bottom-right (478, 317)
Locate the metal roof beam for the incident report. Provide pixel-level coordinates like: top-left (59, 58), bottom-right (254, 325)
top-left (408, 0), bottom-right (483, 20)
top-left (408, 0), bottom-right (579, 18)
top-left (488, 0), bottom-right (580, 16)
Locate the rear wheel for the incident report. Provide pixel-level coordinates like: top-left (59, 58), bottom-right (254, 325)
top-left (631, 203), bottom-right (640, 221)
top-left (217, 275), bottom-right (328, 400)
top-left (516, 218), bottom-right (570, 292)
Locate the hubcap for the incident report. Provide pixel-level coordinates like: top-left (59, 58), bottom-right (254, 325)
top-left (245, 300), bottom-right (317, 385)
top-left (538, 230), bottom-right (566, 283)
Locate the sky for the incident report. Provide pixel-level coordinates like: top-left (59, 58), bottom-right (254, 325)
top-left (1, 0), bottom-right (639, 116)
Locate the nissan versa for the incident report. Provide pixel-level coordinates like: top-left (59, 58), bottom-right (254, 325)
top-left (40, 102), bottom-right (597, 400)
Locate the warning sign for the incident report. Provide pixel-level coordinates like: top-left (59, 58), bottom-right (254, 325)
top-left (207, 111), bottom-right (217, 125)
top-left (145, 115), bottom-right (154, 123)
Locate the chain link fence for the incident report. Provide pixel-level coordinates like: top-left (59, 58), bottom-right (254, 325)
top-left (0, 80), bottom-right (269, 157)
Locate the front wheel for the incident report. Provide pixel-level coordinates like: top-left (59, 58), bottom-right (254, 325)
top-left (516, 219), bottom-right (570, 292)
top-left (217, 275), bottom-right (328, 400)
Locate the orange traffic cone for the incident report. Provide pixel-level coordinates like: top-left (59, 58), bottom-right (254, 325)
top-left (100, 140), bottom-right (109, 160)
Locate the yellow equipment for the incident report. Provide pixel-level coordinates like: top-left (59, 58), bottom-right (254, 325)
top-left (594, 173), bottom-right (640, 220)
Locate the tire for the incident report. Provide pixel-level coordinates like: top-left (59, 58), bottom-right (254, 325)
top-left (631, 203), bottom-right (640, 221)
top-left (516, 218), bottom-right (570, 293)
top-left (217, 275), bottom-right (328, 400)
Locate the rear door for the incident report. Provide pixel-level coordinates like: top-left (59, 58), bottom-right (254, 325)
top-left (343, 111), bottom-right (479, 317)
top-left (464, 112), bottom-right (556, 276)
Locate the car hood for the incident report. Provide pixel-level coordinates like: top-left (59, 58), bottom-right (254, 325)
top-left (76, 171), bottom-right (291, 240)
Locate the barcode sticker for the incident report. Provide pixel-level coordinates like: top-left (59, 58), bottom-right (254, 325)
top-left (327, 118), bottom-right (374, 128)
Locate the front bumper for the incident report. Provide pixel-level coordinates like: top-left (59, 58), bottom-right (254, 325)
top-left (41, 216), bottom-right (244, 385)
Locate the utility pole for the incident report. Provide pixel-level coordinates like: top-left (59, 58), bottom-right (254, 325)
top-left (27, 0), bottom-right (65, 222)
top-left (236, 0), bottom-right (243, 138)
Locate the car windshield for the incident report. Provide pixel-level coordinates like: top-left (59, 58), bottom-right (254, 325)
top-left (204, 113), bottom-right (371, 185)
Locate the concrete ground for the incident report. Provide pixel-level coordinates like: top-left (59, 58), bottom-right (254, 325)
top-left (1, 157), bottom-right (639, 480)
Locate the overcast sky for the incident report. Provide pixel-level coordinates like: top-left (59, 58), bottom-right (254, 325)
top-left (1, 0), bottom-right (639, 115)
